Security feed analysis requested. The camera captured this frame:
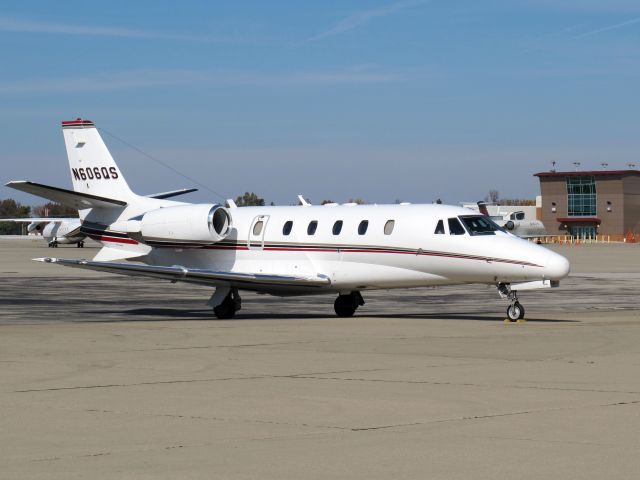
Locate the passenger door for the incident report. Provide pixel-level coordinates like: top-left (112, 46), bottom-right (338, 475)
top-left (248, 215), bottom-right (269, 250)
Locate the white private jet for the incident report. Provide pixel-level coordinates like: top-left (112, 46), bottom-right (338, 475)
top-left (1, 217), bottom-right (85, 247)
top-left (6, 119), bottom-right (570, 321)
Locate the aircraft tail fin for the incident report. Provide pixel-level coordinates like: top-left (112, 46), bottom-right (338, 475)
top-left (62, 119), bottom-right (136, 202)
top-left (477, 201), bottom-right (490, 216)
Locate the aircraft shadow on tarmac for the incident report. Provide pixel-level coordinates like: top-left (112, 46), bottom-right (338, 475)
top-left (78, 308), bottom-right (577, 323)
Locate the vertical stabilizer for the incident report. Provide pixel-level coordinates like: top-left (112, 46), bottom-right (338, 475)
top-left (62, 119), bottom-right (135, 202)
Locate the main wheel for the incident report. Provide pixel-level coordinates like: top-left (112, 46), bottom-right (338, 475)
top-left (506, 302), bottom-right (524, 321)
top-left (214, 295), bottom-right (236, 319)
top-left (334, 294), bottom-right (358, 317)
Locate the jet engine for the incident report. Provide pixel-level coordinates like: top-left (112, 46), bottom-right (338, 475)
top-left (133, 204), bottom-right (232, 244)
top-left (27, 222), bottom-right (44, 233)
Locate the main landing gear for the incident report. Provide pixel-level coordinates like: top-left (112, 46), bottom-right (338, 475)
top-left (48, 239), bottom-right (58, 248)
top-left (498, 283), bottom-right (525, 322)
top-left (76, 241), bottom-right (85, 248)
top-left (334, 291), bottom-right (365, 317)
top-left (211, 288), bottom-right (242, 319)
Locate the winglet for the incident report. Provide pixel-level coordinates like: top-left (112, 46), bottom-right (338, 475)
top-left (298, 195), bottom-right (311, 206)
top-left (226, 199), bottom-right (237, 208)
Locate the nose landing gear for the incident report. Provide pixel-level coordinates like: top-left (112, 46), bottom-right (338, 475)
top-left (497, 283), bottom-right (525, 322)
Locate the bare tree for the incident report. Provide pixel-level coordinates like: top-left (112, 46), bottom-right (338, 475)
top-left (485, 190), bottom-right (500, 203)
top-left (33, 202), bottom-right (78, 218)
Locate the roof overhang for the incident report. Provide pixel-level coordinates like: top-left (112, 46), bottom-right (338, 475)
top-left (556, 217), bottom-right (601, 224)
top-left (534, 170), bottom-right (640, 178)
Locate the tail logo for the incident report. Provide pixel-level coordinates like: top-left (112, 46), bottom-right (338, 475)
top-left (72, 167), bottom-right (119, 181)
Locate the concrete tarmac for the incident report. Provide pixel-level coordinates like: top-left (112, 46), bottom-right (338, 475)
top-left (1, 237), bottom-right (640, 479)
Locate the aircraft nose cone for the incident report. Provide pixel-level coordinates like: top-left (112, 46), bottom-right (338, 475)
top-left (545, 251), bottom-right (570, 280)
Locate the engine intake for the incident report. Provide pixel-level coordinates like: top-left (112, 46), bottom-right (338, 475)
top-left (137, 204), bottom-right (232, 244)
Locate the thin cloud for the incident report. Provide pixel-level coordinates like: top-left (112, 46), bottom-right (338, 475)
top-left (0, 68), bottom-right (404, 94)
top-left (0, 16), bottom-right (246, 43)
top-left (308, 0), bottom-right (430, 41)
top-left (571, 16), bottom-right (640, 39)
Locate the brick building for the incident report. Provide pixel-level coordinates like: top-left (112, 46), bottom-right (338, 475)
top-left (534, 170), bottom-right (640, 239)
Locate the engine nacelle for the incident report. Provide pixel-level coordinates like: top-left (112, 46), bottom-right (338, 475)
top-left (136, 204), bottom-right (232, 244)
top-left (27, 222), bottom-right (44, 233)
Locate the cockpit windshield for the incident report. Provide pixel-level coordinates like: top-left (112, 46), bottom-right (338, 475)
top-left (458, 215), bottom-right (503, 236)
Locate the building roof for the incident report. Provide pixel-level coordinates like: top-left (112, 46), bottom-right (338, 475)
top-left (534, 170), bottom-right (640, 178)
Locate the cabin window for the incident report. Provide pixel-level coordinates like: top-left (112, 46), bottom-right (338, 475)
top-left (434, 219), bottom-right (445, 234)
top-left (458, 215), bottom-right (502, 236)
top-left (448, 217), bottom-right (466, 235)
top-left (333, 220), bottom-right (343, 235)
top-left (252, 220), bottom-right (263, 236)
top-left (384, 220), bottom-right (395, 235)
top-left (282, 220), bottom-right (293, 236)
top-left (358, 220), bottom-right (369, 235)
top-left (307, 220), bottom-right (318, 235)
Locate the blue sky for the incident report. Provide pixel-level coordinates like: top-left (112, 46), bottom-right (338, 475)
top-left (1, 0), bottom-right (639, 206)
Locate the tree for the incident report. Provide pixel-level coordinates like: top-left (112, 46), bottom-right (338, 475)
top-left (485, 190), bottom-right (500, 203)
top-left (499, 198), bottom-right (536, 206)
top-left (321, 200), bottom-right (335, 205)
top-left (0, 199), bottom-right (31, 235)
top-left (235, 192), bottom-right (265, 207)
top-left (33, 202), bottom-right (78, 218)
top-left (347, 198), bottom-right (367, 205)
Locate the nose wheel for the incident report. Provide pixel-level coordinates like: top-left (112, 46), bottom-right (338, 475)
top-left (506, 301), bottom-right (525, 321)
top-left (498, 283), bottom-right (526, 322)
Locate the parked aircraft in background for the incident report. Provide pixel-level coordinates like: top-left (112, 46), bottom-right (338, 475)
top-left (6, 119), bottom-right (570, 321)
top-left (476, 202), bottom-right (547, 239)
top-left (1, 217), bottom-right (84, 247)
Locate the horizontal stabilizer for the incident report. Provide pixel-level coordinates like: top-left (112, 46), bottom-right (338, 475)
top-left (34, 257), bottom-right (331, 289)
top-left (5, 181), bottom-right (127, 209)
top-left (146, 188), bottom-right (198, 200)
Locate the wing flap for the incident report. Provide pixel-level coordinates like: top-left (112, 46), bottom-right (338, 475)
top-left (6, 181), bottom-right (127, 209)
top-left (34, 258), bottom-right (331, 289)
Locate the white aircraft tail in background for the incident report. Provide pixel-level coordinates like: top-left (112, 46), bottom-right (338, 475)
top-left (6, 119), bottom-right (570, 321)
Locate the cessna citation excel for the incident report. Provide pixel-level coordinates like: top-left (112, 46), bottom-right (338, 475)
top-left (2, 217), bottom-right (85, 247)
top-left (6, 119), bottom-right (570, 321)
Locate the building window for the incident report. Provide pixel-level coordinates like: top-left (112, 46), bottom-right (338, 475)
top-left (282, 221), bottom-right (293, 235)
top-left (307, 221), bottom-right (318, 235)
top-left (384, 220), bottom-right (395, 235)
top-left (358, 220), bottom-right (369, 235)
top-left (566, 176), bottom-right (596, 216)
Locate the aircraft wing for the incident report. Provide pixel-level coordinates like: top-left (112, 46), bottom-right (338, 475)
top-left (6, 181), bottom-right (127, 209)
top-left (34, 258), bottom-right (331, 290)
top-left (0, 217), bottom-right (76, 223)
